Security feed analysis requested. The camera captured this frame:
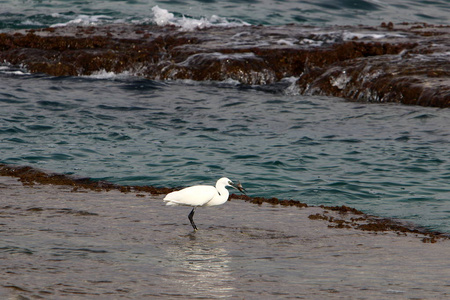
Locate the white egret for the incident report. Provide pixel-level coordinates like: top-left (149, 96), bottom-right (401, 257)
top-left (163, 177), bottom-right (246, 231)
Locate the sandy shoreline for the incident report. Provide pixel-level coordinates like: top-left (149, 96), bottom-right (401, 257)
top-left (1, 174), bottom-right (449, 299)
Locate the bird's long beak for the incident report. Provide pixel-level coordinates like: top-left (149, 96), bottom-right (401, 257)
top-left (231, 181), bottom-right (247, 195)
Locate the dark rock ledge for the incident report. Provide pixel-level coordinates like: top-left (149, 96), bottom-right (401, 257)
top-left (0, 22), bottom-right (449, 107)
top-left (1, 163), bottom-right (447, 242)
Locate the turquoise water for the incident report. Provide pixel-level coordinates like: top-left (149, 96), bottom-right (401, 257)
top-left (0, 1), bottom-right (449, 232)
top-left (1, 70), bottom-right (449, 232)
top-left (0, 0), bottom-right (449, 32)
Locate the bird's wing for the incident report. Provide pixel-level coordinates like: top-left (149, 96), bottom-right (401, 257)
top-left (163, 185), bottom-right (217, 207)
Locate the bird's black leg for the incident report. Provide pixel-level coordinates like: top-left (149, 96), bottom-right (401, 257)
top-left (188, 207), bottom-right (198, 231)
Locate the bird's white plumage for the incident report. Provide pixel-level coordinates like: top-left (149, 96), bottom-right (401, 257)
top-left (163, 185), bottom-right (217, 206)
top-left (163, 177), bottom-right (246, 231)
top-left (163, 177), bottom-right (231, 207)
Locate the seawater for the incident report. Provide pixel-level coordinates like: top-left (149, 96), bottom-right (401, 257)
top-left (0, 0), bottom-right (449, 32)
top-left (1, 70), bottom-right (449, 232)
top-left (0, 1), bottom-right (449, 232)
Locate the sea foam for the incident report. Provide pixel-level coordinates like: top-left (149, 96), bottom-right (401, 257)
top-left (51, 15), bottom-right (113, 28)
top-left (151, 5), bottom-right (248, 31)
top-left (47, 5), bottom-right (248, 30)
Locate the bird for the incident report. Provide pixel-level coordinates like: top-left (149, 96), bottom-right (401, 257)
top-left (163, 177), bottom-right (246, 231)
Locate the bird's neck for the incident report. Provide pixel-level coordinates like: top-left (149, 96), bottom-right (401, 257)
top-left (215, 185), bottom-right (229, 204)
top-left (217, 188), bottom-right (229, 198)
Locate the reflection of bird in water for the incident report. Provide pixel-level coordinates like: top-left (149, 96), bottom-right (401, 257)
top-left (163, 177), bottom-right (246, 231)
top-left (164, 236), bottom-right (235, 298)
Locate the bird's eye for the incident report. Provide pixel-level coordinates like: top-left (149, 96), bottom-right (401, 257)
top-left (228, 181), bottom-right (233, 185)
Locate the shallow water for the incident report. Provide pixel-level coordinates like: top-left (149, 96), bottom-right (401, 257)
top-left (1, 2), bottom-right (449, 299)
top-left (1, 176), bottom-right (449, 299)
top-left (1, 0), bottom-right (450, 232)
top-left (1, 71), bottom-right (449, 232)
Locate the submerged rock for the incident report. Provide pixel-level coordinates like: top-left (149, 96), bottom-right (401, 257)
top-left (1, 163), bottom-right (447, 240)
top-left (0, 22), bottom-right (448, 107)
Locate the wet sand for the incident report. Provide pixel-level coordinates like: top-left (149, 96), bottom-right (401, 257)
top-left (1, 175), bottom-right (449, 299)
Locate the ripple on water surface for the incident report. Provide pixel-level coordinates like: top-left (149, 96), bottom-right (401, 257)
top-left (0, 177), bottom-right (449, 299)
top-left (0, 74), bottom-right (449, 232)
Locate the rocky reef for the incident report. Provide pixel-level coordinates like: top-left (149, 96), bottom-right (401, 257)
top-left (1, 22), bottom-right (449, 107)
top-left (0, 163), bottom-right (447, 242)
